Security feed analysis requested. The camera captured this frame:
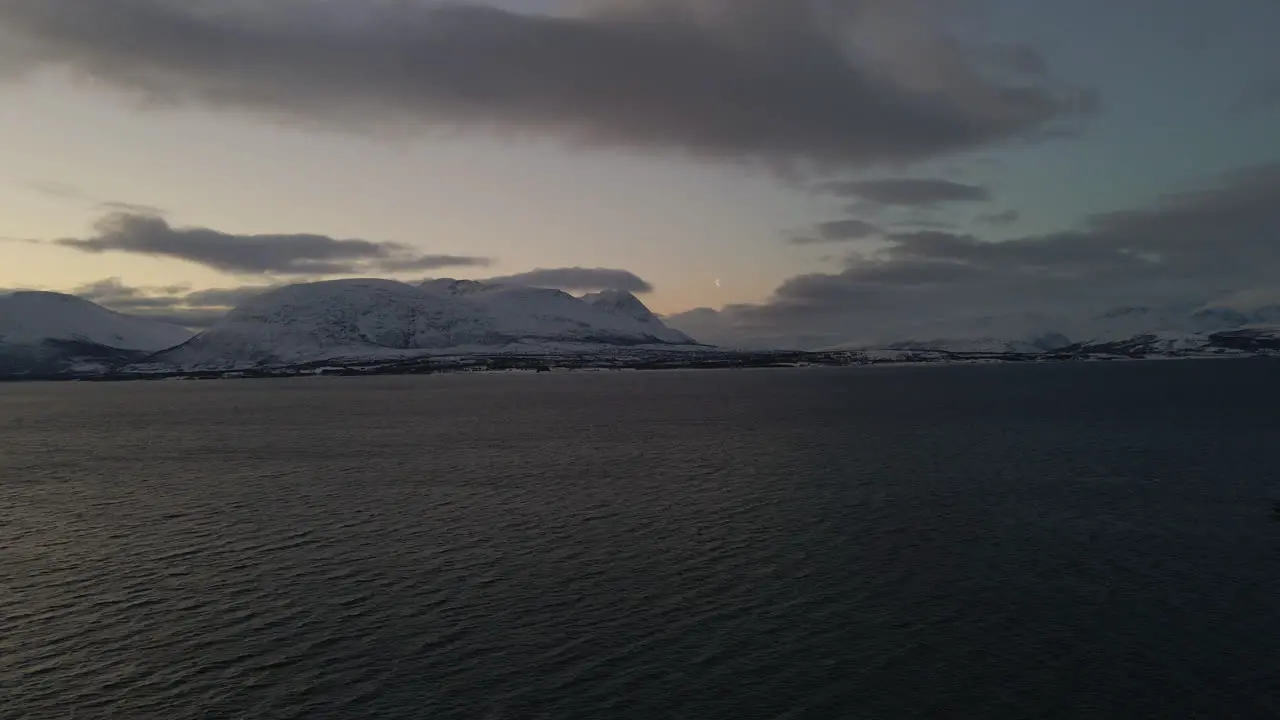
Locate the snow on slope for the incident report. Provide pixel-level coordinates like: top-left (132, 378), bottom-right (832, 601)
top-left (0, 291), bottom-right (194, 351)
top-left (154, 278), bottom-right (700, 368)
top-left (0, 291), bottom-right (195, 374)
top-left (834, 302), bottom-right (1280, 355)
top-left (580, 289), bottom-right (695, 344)
top-left (421, 280), bottom-right (695, 345)
top-left (153, 279), bottom-right (505, 367)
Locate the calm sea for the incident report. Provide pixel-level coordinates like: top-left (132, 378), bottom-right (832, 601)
top-left (3, 361), bottom-right (1280, 719)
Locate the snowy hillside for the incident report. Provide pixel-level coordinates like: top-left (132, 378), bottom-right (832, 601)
top-left (153, 279), bottom-right (501, 367)
top-left (1065, 326), bottom-right (1280, 355)
top-left (580, 289), bottom-right (695, 344)
top-left (421, 280), bottom-right (695, 345)
top-left (0, 291), bottom-right (193, 350)
top-left (0, 292), bottom-right (194, 374)
top-left (842, 302), bottom-right (1280, 355)
top-left (152, 278), bottom-right (699, 369)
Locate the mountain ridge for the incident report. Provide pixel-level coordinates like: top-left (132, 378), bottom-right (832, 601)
top-left (0, 291), bottom-right (195, 374)
top-left (149, 278), bottom-right (699, 369)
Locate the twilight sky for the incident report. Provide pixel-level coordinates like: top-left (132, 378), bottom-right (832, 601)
top-left (2, 0), bottom-right (1278, 344)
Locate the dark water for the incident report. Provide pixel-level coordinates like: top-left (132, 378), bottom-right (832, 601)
top-left (3, 361), bottom-right (1280, 719)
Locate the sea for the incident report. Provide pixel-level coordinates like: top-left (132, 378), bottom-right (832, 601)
top-left (3, 360), bottom-right (1279, 719)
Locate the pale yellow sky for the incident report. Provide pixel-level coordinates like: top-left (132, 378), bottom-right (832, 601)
top-left (0, 72), bottom-right (826, 314)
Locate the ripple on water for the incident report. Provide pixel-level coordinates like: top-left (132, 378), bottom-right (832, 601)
top-left (3, 363), bottom-right (1280, 719)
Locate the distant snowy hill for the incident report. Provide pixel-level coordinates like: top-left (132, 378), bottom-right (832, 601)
top-left (1063, 327), bottom-right (1280, 356)
top-left (838, 301), bottom-right (1280, 355)
top-left (150, 278), bottom-right (699, 369)
top-left (0, 291), bottom-right (195, 374)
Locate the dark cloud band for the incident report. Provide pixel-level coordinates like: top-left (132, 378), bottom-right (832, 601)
top-left (54, 213), bottom-right (491, 275)
top-left (483, 267), bottom-right (654, 293)
top-left (0, 0), bottom-right (1092, 169)
top-left (822, 178), bottom-right (992, 206)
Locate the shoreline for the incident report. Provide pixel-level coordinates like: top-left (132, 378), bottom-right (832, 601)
top-left (1, 349), bottom-right (1272, 384)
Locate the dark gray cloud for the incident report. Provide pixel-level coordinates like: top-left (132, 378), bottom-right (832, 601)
top-left (670, 162), bottom-right (1280, 348)
top-left (0, 0), bottom-right (1091, 169)
top-left (72, 277), bottom-right (277, 329)
top-left (823, 178), bottom-right (992, 206)
top-left (54, 212), bottom-right (491, 275)
top-left (788, 219), bottom-right (881, 245)
top-left (181, 285), bottom-right (276, 308)
top-left (978, 209), bottom-right (1020, 226)
top-left (892, 218), bottom-right (958, 231)
top-left (72, 277), bottom-right (187, 308)
top-left (483, 267), bottom-right (654, 293)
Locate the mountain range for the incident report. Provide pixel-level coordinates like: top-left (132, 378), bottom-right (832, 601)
top-left (151, 279), bottom-right (697, 369)
top-left (0, 279), bottom-right (699, 375)
top-left (3, 281), bottom-right (1278, 377)
top-left (814, 302), bottom-right (1280, 355)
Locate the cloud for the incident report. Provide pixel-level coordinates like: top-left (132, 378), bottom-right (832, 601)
top-left (822, 178), bottom-right (992, 206)
top-left (684, 162), bottom-right (1280, 348)
top-left (25, 181), bottom-right (161, 215)
top-left (71, 277), bottom-right (277, 329)
top-left (27, 180), bottom-right (88, 201)
top-left (0, 0), bottom-right (1092, 169)
top-left (483, 267), bottom-right (654, 293)
top-left (53, 212), bottom-right (491, 275)
top-left (180, 285), bottom-right (277, 308)
top-left (893, 218), bottom-right (958, 230)
top-left (98, 200), bottom-right (166, 216)
top-left (978, 209), bottom-right (1019, 226)
top-left (72, 277), bottom-right (187, 308)
top-left (788, 219), bottom-right (881, 245)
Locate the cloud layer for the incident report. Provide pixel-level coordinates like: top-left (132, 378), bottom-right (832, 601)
top-left (72, 277), bottom-right (276, 329)
top-left (977, 209), bottom-right (1019, 226)
top-left (0, 0), bottom-right (1091, 169)
top-left (672, 162), bottom-right (1280, 348)
top-left (823, 178), bottom-right (991, 206)
top-left (483, 267), bottom-right (654, 293)
top-left (55, 213), bottom-right (491, 275)
top-left (788, 219), bottom-right (882, 245)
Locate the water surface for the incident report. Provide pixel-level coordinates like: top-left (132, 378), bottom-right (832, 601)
top-left (3, 362), bottom-right (1279, 718)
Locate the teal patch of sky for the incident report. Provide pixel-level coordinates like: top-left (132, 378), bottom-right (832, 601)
top-left (956, 0), bottom-right (1280, 238)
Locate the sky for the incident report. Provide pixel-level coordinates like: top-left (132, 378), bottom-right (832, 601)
top-left (1, 0), bottom-right (1278, 345)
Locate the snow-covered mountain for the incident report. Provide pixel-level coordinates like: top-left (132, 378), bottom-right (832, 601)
top-left (420, 280), bottom-right (695, 345)
top-left (151, 278), bottom-right (699, 369)
top-left (579, 289), bottom-right (694, 344)
top-left (840, 301), bottom-right (1280, 355)
top-left (0, 291), bottom-right (195, 374)
top-left (1063, 327), bottom-right (1280, 355)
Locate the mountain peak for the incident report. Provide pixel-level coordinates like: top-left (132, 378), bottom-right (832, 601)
top-left (580, 289), bottom-right (653, 320)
